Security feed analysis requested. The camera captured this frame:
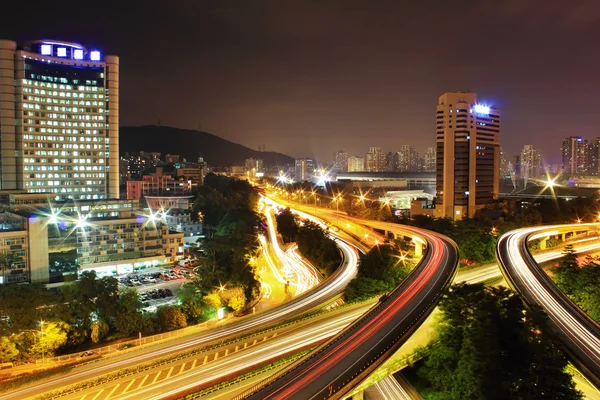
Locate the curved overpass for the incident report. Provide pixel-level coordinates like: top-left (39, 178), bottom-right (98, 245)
top-left (239, 225), bottom-right (459, 400)
top-left (497, 224), bottom-right (600, 389)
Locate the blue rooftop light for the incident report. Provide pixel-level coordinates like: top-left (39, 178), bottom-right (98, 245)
top-left (473, 104), bottom-right (490, 115)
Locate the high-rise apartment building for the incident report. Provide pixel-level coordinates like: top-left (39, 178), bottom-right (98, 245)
top-left (294, 158), bottom-right (314, 181)
top-left (561, 136), bottom-right (588, 178)
top-left (397, 145), bottom-right (419, 172)
top-left (347, 156), bottom-right (365, 172)
top-left (333, 150), bottom-right (348, 173)
top-left (424, 147), bottom-right (436, 172)
top-left (436, 92), bottom-right (500, 219)
top-left (365, 147), bottom-right (384, 172)
top-left (0, 40), bottom-right (119, 200)
top-left (587, 138), bottom-right (600, 176)
top-left (520, 145), bottom-right (543, 185)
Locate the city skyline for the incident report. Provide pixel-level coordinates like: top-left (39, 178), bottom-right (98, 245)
top-left (2, 1), bottom-right (599, 161)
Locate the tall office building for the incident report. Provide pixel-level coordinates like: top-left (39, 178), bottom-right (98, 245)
top-left (397, 145), bottom-right (419, 172)
top-left (436, 92), bottom-right (500, 219)
top-left (294, 158), bottom-right (314, 181)
top-left (0, 40), bottom-right (119, 200)
top-left (588, 138), bottom-right (600, 176)
top-left (347, 156), bottom-right (365, 172)
top-left (561, 136), bottom-right (588, 178)
top-left (333, 150), bottom-right (348, 173)
top-left (520, 145), bottom-right (543, 185)
top-left (424, 147), bottom-right (436, 172)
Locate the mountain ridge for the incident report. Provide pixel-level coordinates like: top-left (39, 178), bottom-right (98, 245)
top-left (119, 125), bottom-right (294, 167)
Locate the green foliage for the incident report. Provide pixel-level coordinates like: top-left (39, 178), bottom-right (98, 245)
top-left (344, 244), bottom-right (411, 302)
top-left (552, 249), bottom-right (600, 323)
top-left (90, 320), bottom-right (110, 344)
top-left (0, 283), bottom-right (55, 335)
top-left (0, 336), bottom-right (19, 362)
top-left (220, 286), bottom-right (247, 313)
top-left (275, 207), bottom-right (299, 243)
top-left (31, 322), bottom-right (69, 358)
top-left (417, 283), bottom-right (581, 400)
top-left (192, 174), bottom-right (262, 302)
top-left (344, 278), bottom-right (391, 302)
top-left (114, 287), bottom-right (145, 336)
top-left (296, 221), bottom-right (341, 277)
top-left (156, 305), bottom-right (188, 332)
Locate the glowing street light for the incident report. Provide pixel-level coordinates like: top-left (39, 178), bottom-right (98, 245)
top-left (76, 215), bottom-right (88, 229)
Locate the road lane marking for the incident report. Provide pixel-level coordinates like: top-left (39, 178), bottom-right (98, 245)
top-left (165, 366), bottom-right (174, 379)
top-left (122, 379), bottom-right (136, 394)
top-left (79, 395), bottom-right (88, 400)
top-left (136, 374), bottom-right (149, 390)
top-left (91, 389), bottom-right (104, 400)
top-left (203, 355), bottom-right (208, 365)
top-left (178, 362), bottom-right (186, 375)
top-left (105, 383), bottom-right (120, 399)
top-left (191, 358), bottom-right (197, 369)
top-left (151, 370), bottom-right (162, 384)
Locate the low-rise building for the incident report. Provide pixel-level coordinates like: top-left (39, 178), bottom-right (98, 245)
top-left (0, 211), bottom-right (49, 284)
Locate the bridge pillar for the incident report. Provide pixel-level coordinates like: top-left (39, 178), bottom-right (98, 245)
top-left (561, 232), bottom-right (566, 241)
top-left (539, 237), bottom-right (547, 250)
top-left (351, 390), bottom-right (364, 400)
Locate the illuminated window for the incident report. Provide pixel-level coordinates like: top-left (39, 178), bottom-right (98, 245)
top-left (57, 48), bottom-right (67, 57)
top-left (73, 49), bottom-right (84, 60)
top-left (41, 44), bottom-right (52, 55)
top-left (90, 51), bottom-right (101, 61)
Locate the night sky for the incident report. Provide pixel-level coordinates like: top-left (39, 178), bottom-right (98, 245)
top-left (3, 0), bottom-right (600, 164)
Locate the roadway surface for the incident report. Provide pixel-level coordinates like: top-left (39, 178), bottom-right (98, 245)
top-left (241, 221), bottom-right (459, 399)
top-left (497, 224), bottom-right (600, 390)
top-left (0, 206), bottom-right (359, 400)
top-left (20, 237), bottom-right (599, 400)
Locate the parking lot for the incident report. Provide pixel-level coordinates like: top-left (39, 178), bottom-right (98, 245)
top-left (117, 268), bottom-right (192, 311)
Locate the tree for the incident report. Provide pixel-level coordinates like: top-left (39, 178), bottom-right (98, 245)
top-left (344, 278), bottom-right (390, 302)
top-left (0, 336), bottom-right (19, 363)
top-left (418, 283), bottom-right (581, 400)
top-left (31, 322), bottom-right (68, 358)
top-left (90, 320), bottom-right (110, 344)
top-left (114, 287), bottom-right (144, 336)
top-left (156, 306), bottom-right (187, 332)
top-left (220, 286), bottom-right (247, 313)
top-left (275, 208), bottom-right (299, 243)
top-left (0, 283), bottom-right (55, 335)
top-left (552, 245), bottom-right (580, 296)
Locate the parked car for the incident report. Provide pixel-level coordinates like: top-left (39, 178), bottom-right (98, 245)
top-left (164, 288), bottom-right (173, 297)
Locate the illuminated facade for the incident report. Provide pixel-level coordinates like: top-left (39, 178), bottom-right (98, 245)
top-left (347, 156), bottom-right (365, 172)
top-left (0, 40), bottom-right (119, 200)
top-left (561, 136), bottom-right (588, 178)
top-left (294, 158), bottom-right (314, 181)
top-left (436, 92), bottom-right (500, 219)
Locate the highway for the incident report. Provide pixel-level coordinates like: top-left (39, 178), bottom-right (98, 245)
top-left (240, 221), bottom-right (459, 399)
top-left (497, 224), bottom-right (600, 390)
top-left (0, 205), bottom-right (359, 400)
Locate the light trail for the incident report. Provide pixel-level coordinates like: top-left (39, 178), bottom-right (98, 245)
top-left (1, 199), bottom-right (359, 400)
top-left (374, 375), bottom-right (412, 400)
top-left (241, 218), bottom-right (459, 400)
top-left (497, 223), bottom-right (600, 389)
